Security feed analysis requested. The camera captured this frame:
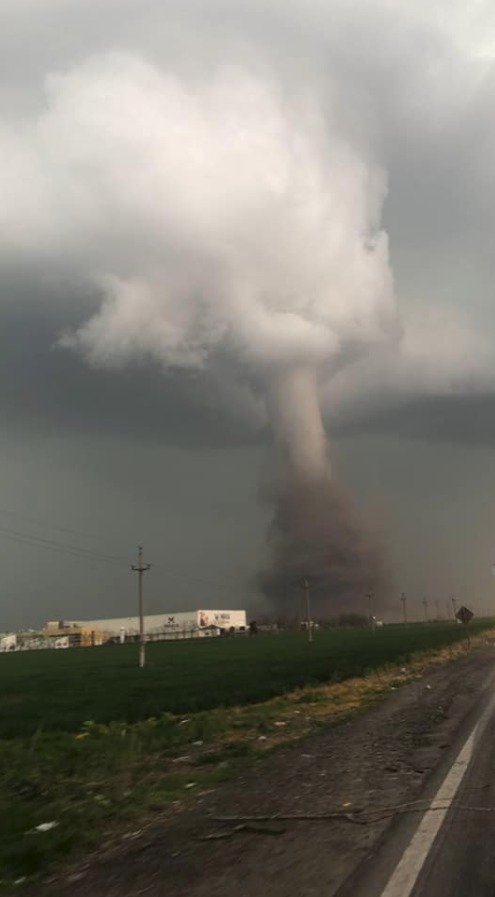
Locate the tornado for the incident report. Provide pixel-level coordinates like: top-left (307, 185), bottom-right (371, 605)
top-left (266, 367), bottom-right (328, 481)
top-left (261, 364), bottom-right (391, 617)
top-left (9, 56), bottom-right (398, 616)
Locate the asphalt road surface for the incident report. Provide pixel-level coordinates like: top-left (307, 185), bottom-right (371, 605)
top-left (337, 668), bottom-right (495, 897)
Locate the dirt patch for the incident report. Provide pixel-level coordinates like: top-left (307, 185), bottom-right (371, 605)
top-left (33, 645), bottom-right (495, 897)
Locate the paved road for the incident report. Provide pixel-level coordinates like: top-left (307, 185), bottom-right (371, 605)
top-left (337, 670), bottom-right (495, 897)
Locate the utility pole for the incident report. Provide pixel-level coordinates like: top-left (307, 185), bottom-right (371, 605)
top-left (423, 596), bottom-right (428, 622)
top-left (131, 546), bottom-right (151, 669)
top-left (367, 590), bottom-right (375, 630)
top-left (435, 599), bottom-right (440, 621)
top-left (400, 592), bottom-right (407, 624)
top-left (302, 578), bottom-right (312, 643)
top-left (451, 596), bottom-right (457, 622)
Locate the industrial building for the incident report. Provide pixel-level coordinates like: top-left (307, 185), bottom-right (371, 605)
top-left (44, 609), bottom-right (247, 644)
top-left (0, 633), bottom-right (16, 652)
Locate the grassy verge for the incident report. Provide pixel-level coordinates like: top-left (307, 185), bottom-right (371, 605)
top-left (2, 626), bottom-right (493, 889)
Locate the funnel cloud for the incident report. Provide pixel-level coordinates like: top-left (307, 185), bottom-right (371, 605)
top-left (0, 52), bottom-right (398, 615)
top-left (262, 366), bottom-right (391, 615)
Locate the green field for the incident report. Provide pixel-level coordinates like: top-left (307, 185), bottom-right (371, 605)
top-left (0, 621), bottom-right (489, 738)
top-left (0, 621), bottom-right (490, 885)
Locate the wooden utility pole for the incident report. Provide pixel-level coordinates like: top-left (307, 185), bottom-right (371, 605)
top-left (367, 590), bottom-right (375, 630)
top-left (400, 592), bottom-right (407, 624)
top-left (302, 578), bottom-right (312, 643)
top-left (131, 546), bottom-right (151, 668)
top-left (423, 596), bottom-right (429, 622)
top-left (451, 596), bottom-right (457, 621)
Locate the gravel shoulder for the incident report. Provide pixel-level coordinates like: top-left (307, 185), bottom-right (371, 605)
top-left (35, 645), bottom-right (495, 897)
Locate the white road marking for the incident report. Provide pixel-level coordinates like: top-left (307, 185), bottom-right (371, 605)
top-left (379, 724), bottom-right (479, 897)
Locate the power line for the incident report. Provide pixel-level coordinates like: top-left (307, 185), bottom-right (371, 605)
top-left (0, 457), bottom-right (248, 595)
top-left (0, 522), bottom-right (243, 594)
top-left (0, 506), bottom-right (244, 587)
top-left (0, 524), bottom-right (127, 567)
top-left (0, 504), bottom-right (117, 547)
top-left (150, 560), bottom-right (240, 592)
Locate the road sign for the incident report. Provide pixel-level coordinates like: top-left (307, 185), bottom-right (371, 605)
top-left (456, 606), bottom-right (474, 625)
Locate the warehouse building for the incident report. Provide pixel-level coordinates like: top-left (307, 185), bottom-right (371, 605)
top-left (44, 609), bottom-right (246, 644)
top-left (0, 633), bottom-right (16, 652)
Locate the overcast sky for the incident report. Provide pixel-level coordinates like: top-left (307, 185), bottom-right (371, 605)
top-left (2, 0), bottom-right (495, 629)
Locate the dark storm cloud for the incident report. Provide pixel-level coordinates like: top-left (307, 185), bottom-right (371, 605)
top-left (3, 0), bottom-right (495, 630)
top-left (343, 395), bottom-right (495, 449)
top-left (0, 276), bottom-right (263, 447)
top-left (1, 0), bottom-right (495, 444)
top-left (8, 281), bottom-right (495, 457)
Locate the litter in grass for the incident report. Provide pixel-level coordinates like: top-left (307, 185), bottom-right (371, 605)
top-left (33, 821), bottom-right (59, 833)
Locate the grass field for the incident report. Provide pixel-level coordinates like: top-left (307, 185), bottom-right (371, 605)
top-left (0, 621), bottom-right (489, 739)
top-left (0, 621), bottom-right (491, 886)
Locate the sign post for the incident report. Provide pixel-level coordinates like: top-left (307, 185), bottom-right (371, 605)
top-left (455, 605), bottom-right (474, 650)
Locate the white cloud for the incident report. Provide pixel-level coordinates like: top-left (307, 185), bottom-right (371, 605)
top-left (2, 0), bottom-right (495, 443)
top-left (2, 54), bottom-right (396, 383)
